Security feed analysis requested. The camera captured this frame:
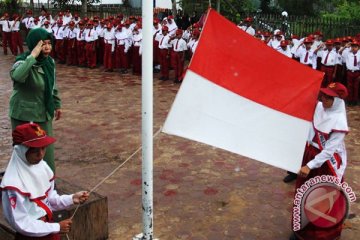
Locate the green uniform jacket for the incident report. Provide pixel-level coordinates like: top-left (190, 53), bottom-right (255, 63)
top-left (9, 55), bottom-right (61, 122)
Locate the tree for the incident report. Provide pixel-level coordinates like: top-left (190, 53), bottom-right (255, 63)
top-left (50, 0), bottom-right (99, 14)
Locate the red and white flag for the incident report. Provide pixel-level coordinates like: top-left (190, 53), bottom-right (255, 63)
top-left (163, 9), bottom-right (323, 173)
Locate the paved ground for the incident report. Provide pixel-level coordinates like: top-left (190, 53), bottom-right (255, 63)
top-left (0, 53), bottom-right (359, 240)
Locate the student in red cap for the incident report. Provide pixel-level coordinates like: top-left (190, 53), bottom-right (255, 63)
top-left (170, 29), bottom-right (187, 83)
top-left (84, 21), bottom-right (98, 69)
top-left (103, 23), bottom-right (115, 72)
top-left (1, 123), bottom-right (89, 240)
top-left (0, 13), bottom-right (14, 55)
top-left (76, 20), bottom-right (87, 67)
top-left (53, 19), bottom-right (66, 63)
top-left (132, 25), bottom-right (143, 75)
top-left (64, 21), bottom-right (77, 66)
top-left (290, 82), bottom-right (349, 240)
top-left (315, 40), bottom-right (338, 87)
top-left (295, 37), bottom-right (317, 69)
top-left (158, 25), bottom-right (172, 81)
top-left (11, 14), bottom-right (24, 56)
top-left (339, 41), bottom-right (360, 105)
top-left (239, 17), bottom-right (255, 36)
top-left (115, 24), bottom-right (130, 74)
top-left (278, 40), bottom-right (292, 58)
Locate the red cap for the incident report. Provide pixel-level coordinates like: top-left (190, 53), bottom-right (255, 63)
top-left (125, 20), bottom-right (130, 25)
top-left (351, 41), bottom-right (359, 46)
top-left (325, 39), bottom-right (333, 45)
top-left (263, 32), bottom-right (271, 37)
top-left (57, 19), bottom-right (63, 24)
top-left (34, 17), bottom-right (39, 22)
top-left (106, 23), bottom-right (113, 29)
top-left (87, 21), bottom-right (94, 26)
top-left (334, 38), bottom-right (341, 44)
top-left (12, 123), bottom-right (56, 148)
top-left (275, 31), bottom-right (283, 36)
top-left (117, 13), bottom-right (124, 18)
top-left (291, 34), bottom-right (299, 40)
top-left (167, 15), bottom-right (174, 20)
top-left (304, 37), bottom-right (313, 43)
top-left (44, 20), bottom-right (50, 25)
top-left (109, 15), bottom-right (114, 20)
top-left (117, 24), bottom-right (124, 30)
top-left (192, 29), bottom-right (200, 37)
top-left (26, 9), bottom-right (33, 14)
top-left (314, 30), bottom-right (323, 36)
top-left (320, 82), bottom-right (348, 99)
top-left (58, 12), bottom-right (63, 17)
top-left (162, 25), bottom-right (168, 31)
top-left (68, 21), bottom-right (75, 26)
top-left (3, 13), bottom-right (9, 18)
top-left (192, 23), bottom-right (200, 29)
top-left (74, 13), bottom-right (79, 18)
top-left (280, 40), bottom-right (288, 47)
top-left (83, 17), bottom-right (89, 22)
top-left (244, 17), bottom-right (253, 22)
top-left (176, 29), bottom-right (183, 35)
top-left (78, 20), bottom-right (85, 25)
top-left (153, 18), bottom-right (160, 24)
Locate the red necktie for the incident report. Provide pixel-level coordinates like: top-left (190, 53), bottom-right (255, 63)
top-left (56, 27), bottom-right (60, 35)
top-left (304, 51), bottom-right (309, 63)
top-left (7, 21), bottom-right (10, 29)
top-left (88, 29), bottom-right (91, 37)
top-left (160, 36), bottom-right (165, 46)
top-left (175, 39), bottom-right (179, 50)
top-left (324, 51), bottom-right (330, 65)
top-left (354, 54), bottom-right (357, 67)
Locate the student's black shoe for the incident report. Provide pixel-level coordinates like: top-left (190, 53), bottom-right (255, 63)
top-left (283, 172), bottom-right (297, 183)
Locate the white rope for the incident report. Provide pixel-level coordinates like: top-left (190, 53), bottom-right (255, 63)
top-left (65, 126), bottom-right (163, 239)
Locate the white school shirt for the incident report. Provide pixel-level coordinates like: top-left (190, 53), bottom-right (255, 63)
top-left (42, 25), bottom-right (53, 33)
top-left (64, 28), bottom-right (77, 39)
top-left (2, 181), bottom-right (73, 237)
top-left (295, 46), bottom-right (317, 69)
top-left (30, 22), bottom-right (41, 29)
top-left (0, 19), bottom-right (12, 32)
top-left (318, 49), bottom-right (337, 66)
top-left (277, 47), bottom-right (292, 58)
top-left (115, 30), bottom-right (131, 53)
top-left (341, 48), bottom-right (360, 71)
top-left (154, 31), bottom-right (163, 42)
top-left (63, 15), bottom-right (72, 26)
top-left (22, 17), bottom-right (34, 29)
top-left (158, 34), bottom-right (171, 49)
top-left (52, 26), bottom-right (64, 40)
top-left (76, 28), bottom-right (85, 41)
top-left (166, 21), bottom-right (178, 36)
top-left (104, 29), bottom-right (116, 52)
top-left (11, 21), bottom-right (21, 31)
top-left (84, 28), bottom-right (98, 42)
top-left (268, 38), bottom-right (282, 50)
top-left (240, 25), bottom-right (255, 36)
top-left (171, 38), bottom-right (188, 52)
top-left (191, 40), bottom-right (199, 54)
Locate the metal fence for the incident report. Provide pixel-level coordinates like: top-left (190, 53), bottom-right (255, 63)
top-left (250, 14), bottom-right (360, 39)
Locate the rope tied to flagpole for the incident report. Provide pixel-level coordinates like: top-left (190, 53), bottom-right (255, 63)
top-left (65, 126), bottom-right (163, 240)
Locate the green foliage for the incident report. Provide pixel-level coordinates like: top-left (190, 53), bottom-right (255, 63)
top-left (50, 0), bottom-right (100, 9)
top-left (321, 0), bottom-right (360, 21)
top-left (0, 0), bottom-right (21, 14)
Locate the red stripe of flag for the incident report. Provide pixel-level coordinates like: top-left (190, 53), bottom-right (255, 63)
top-left (189, 9), bottom-right (323, 121)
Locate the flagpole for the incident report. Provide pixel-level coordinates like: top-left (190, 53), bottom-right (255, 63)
top-left (133, 0), bottom-right (154, 239)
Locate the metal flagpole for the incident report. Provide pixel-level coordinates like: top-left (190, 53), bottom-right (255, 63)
top-left (133, 0), bottom-right (155, 239)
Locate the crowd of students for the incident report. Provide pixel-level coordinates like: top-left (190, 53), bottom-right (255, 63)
top-left (239, 17), bottom-right (360, 106)
top-left (0, 9), bottom-right (201, 84)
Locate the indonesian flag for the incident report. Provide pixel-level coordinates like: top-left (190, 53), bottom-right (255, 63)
top-left (163, 9), bottom-right (323, 173)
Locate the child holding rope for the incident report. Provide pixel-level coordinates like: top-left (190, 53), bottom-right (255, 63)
top-left (1, 123), bottom-right (89, 240)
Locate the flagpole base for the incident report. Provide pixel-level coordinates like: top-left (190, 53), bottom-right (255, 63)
top-left (133, 233), bottom-right (159, 240)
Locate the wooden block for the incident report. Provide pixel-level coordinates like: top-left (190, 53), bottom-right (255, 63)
top-left (0, 177), bottom-right (108, 240)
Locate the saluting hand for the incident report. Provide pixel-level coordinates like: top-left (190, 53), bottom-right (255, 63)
top-left (31, 40), bottom-right (44, 58)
